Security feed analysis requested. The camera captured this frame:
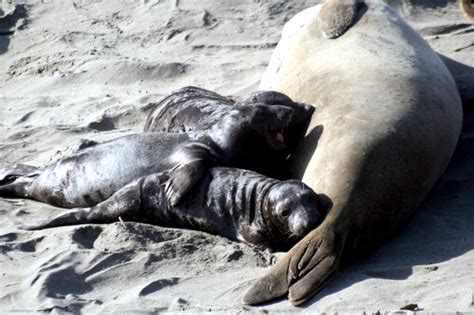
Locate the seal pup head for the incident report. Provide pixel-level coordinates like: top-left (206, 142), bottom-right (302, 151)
top-left (242, 103), bottom-right (294, 151)
top-left (238, 90), bottom-right (315, 145)
top-left (265, 180), bottom-right (323, 247)
top-left (211, 103), bottom-right (294, 153)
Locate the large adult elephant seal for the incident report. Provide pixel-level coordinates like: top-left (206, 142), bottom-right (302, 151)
top-left (243, 0), bottom-right (462, 306)
top-left (24, 167), bottom-right (323, 251)
top-left (0, 103), bottom-right (292, 208)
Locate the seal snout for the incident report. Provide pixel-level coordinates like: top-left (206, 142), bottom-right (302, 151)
top-left (288, 206), bottom-right (321, 237)
top-left (262, 105), bottom-right (294, 151)
top-left (268, 181), bottom-right (323, 241)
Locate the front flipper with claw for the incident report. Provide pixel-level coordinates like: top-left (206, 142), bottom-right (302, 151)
top-left (318, 0), bottom-right (359, 39)
top-left (165, 143), bottom-right (219, 207)
top-left (242, 224), bottom-right (346, 306)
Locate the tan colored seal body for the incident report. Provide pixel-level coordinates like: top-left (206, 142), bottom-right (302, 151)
top-left (243, 0), bottom-right (462, 306)
top-left (460, 0), bottom-right (474, 23)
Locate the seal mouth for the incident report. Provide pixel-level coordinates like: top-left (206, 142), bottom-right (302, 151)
top-left (266, 127), bottom-right (286, 151)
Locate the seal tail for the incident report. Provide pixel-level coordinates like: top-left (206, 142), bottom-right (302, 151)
top-left (460, 0), bottom-right (474, 23)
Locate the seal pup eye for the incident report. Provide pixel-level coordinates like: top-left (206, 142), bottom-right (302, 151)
top-left (280, 208), bottom-right (290, 217)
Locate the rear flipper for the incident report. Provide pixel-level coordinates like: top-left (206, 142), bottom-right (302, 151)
top-left (0, 163), bottom-right (40, 185)
top-left (0, 163), bottom-right (42, 198)
top-left (24, 177), bottom-right (145, 230)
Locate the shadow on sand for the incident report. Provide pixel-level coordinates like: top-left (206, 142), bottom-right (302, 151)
top-left (0, 4), bottom-right (28, 55)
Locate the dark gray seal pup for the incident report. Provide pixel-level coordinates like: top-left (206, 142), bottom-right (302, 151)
top-left (143, 86), bottom-right (313, 178)
top-left (144, 86), bottom-right (313, 148)
top-left (238, 90), bottom-right (315, 152)
top-left (0, 104), bottom-right (293, 208)
top-left (24, 167), bottom-right (323, 251)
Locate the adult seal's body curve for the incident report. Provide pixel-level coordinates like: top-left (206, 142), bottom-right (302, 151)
top-left (25, 167), bottom-right (323, 251)
top-left (243, 0), bottom-right (462, 306)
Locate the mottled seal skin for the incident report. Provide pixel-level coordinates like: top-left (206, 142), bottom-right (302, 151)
top-left (243, 0), bottom-right (462, 306)
top-left (143, 86), bottom-right (236, 133)
top-left (25, 167), bottom-right (324, 251)
top-left (144, 86), bottom-right (312, 178)
top-left (0, 104), bottom-right (292, 208)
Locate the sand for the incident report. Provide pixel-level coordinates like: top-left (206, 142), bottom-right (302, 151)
top-left (0, 0), bottom-right (473, 313)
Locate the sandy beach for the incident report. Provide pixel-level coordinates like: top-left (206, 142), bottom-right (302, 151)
top-left (1, 0), bottom-right (473, 313)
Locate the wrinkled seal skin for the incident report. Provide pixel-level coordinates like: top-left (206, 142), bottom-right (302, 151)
top-left (0, 103), bottom-right (292, 208)
top-left (25, 167), bottom-right (323, 251)
top-left (243, 0), bottom-right (462, 306)
top-left (144, 86), bottom-right (313, 178)
top-left (143, 86), bottom-right (236, 133)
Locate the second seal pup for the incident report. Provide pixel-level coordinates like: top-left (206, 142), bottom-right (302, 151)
top-left (144, 86), bottom-right (314, 149)
top-left (25, 167), bottom-right (324, 251)
top-left (0, 104), bottom-right (292, 208)
top-left (144, 86), bottom-right (313, 178)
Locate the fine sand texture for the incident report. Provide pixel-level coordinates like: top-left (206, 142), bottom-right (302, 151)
top-left (1, 0), bottom-right (473, 313)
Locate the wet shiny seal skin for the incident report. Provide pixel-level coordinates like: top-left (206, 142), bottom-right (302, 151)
top-left (24, 167), bottom-right (324, 251)
top-left (143, 86), bottom-right (313, 178)
top-left (0, 103), bottom-right (292, 208)
top-left (243, 0), bottom-right (462, 306)
top-left (238, 90), bottom-right (315, 154)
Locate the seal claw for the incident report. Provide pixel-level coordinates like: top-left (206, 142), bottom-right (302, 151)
top-left (288, 255), bottom-right (338, 306)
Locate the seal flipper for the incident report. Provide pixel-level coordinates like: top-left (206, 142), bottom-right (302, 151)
top-left (243, 225), bottom-right (343, 306)
top-left (165, 143), bottom-right (219, 207)
top-left (165, 159), bottom-right (208, 207)
top-left (242, 253), bottom-right (291, 305)
top-left (24, 177), bottom-right (145, 230)
top-left (318, 0), bottom-right (358, 39)
top-left (0, 164), bottom-right (40, 199)
top-left (0, 163), bottom-right (40, 185)
top-left (0, 181), bottom-right (30, 198)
